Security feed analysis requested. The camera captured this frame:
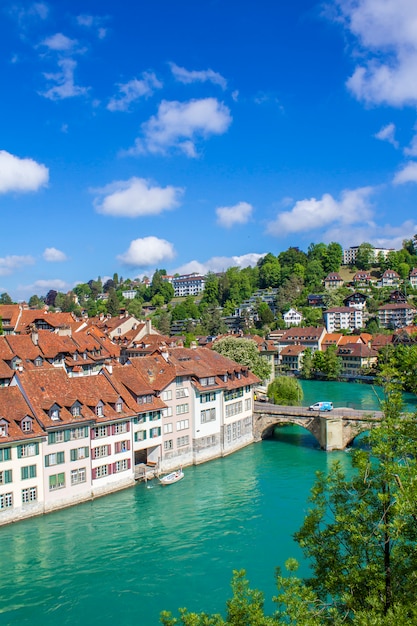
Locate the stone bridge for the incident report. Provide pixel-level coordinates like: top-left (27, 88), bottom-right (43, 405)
top-left (253, 402), bottom-right (385, 450)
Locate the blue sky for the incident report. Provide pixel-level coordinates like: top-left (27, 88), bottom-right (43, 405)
top-left (2, 0), bottom-right (417, 301)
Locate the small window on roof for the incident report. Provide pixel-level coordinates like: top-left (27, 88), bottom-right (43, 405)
top-left (49, 405), bottom-right (61, 421)
top-left (21, 417), bottom-right (32, 433)
top-left (0, 419), bottom-right (8, 437)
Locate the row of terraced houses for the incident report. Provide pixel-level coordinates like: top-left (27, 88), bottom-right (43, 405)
top-left (0, 305), bottom-right (258, 525)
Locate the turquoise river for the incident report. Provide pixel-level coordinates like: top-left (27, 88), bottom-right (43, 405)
top-left (1, 380), bottom-right (416, 626)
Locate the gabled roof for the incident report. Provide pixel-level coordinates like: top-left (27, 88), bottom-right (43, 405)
top-left (0, 386), bottom-right (44, 443)
top-left (14, 310), bottom-right (75, 333)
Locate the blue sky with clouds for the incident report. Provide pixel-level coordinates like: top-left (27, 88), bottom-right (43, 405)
top-left (1, 0), bottom-right (417, 301)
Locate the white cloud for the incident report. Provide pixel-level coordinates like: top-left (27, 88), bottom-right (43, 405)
top-left (374, 123), bottom-right (399, 148)
top-left (404, 127), bottom-right (417, 156)
top-left (118, 236), bottom-right (176, 267)
top-left (93, 177), bottom-right (183, 217)
top-left (334, 0), bottom-right (417, 106)
top-left (76, 14), bottom-right (107, 38)
top-left (323, 219), bottom-right (417, 251)
top-left (41, 33), bottom-right (78, 51)
top-left (0, 255), bottom-right (35, 276)
top-left (41, 58), bottom-right (88, 100)
top-left (216, 201), bottom-right (253, 228)
top-left (107, 72), bottom-right (163, 112)
top-left (0, 150), bottom-right (49, 193)
top-left (173, 253), bottom-right (266, 276)
top-left (129, 98), bottom-right (232, 157)
top-left (169, 63), bottom-right (227, 89)
top-left (43, 247), bottom-right (68, 262)
top-left (266, 187), bottom-right (375, 236)
top-left (393, 161), bottom-right (417, 184)
top-left (18, 278), bottom-right (70, 295)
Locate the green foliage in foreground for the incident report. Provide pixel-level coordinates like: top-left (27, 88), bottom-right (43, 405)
top-left (162, 375), bottom-right (417, 625)
top-left (212, 336), bottom-right (272, 382)
top-left (267, 376), bottom-right (303, 405)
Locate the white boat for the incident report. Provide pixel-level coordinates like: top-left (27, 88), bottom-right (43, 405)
top-left (159, 469), bottom-right (184, 486)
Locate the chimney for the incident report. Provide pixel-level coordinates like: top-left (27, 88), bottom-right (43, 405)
top-left (145, 318), bottom-right (152, 335)
top-left (31, 328), bottom-right (39, 346)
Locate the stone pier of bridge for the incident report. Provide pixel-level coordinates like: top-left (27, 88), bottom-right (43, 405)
top-left (253, 403), bottom-right (384, 451)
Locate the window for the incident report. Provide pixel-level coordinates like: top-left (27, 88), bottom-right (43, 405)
top-left (116, 401), bottom-right (123, 413)
top-left (45, 451), bottom-right (65, 467)
top-left (0, 422), bottom-right (8, 437)
top-left (70, 427), bottom-right (88, 440)
top-left (114, 440), bottom-right (130, 453)
top-left (18, 443), bottom-right (39, 458)
top-left (49, 406), bottom-right (61, 421)
top-left (200, 392), bottom-right (215, 403)
top-left (0, 492), bottom-right (13, 508)
top-left (201, 408), bottom-right (216, 423)
top-left (161, 407), bottom-right (173, 418)
top-left (161, 390), bottom-right (172, 401)
top-left (177, 435), bottom-right (189, 448)
top-left (94, 465), bottom-right (109, 479)
top-left (176, 403), bottom-right (189, 415)
top-left (175, 387), bottom-right (189, 399)
top-left (137, 395), bottom-right (153, 404)
top-left (92, 425), bottom-right (108, 438)
top-left (21, 418), bottom-right (32, 433)
top-left (48, 430), bottom-right (66, 444)
top-left (176, 419), bottom-right (189, 431)
top-left (0, 469), bottom-right (12, 484)
top-left (71, 468), bottom-right (86, 485)
top-left (163, 423), bottom-right (173, 434)
top-left (21, 465), bottom-right (37, 480)
top-left (71, 405), bottom-right (81, 417)
top-left (95, 404), bottom-right (104, 417)
top-left (113, 422), bottom-right (128, 434)
top-left (224, 388), bottom-right (244, 402)
top-left (22, 487), bottom-right (37, 503)
top-left (34, 357), bottom-right (43, 367)
top-left (200, 376), bottom-right (215, 387)
top-left (175, 376), bottom-right (183, 386)
top-left (49, 473), bottom-right (65, 491)
top-left (225, 401), bottom-right (243, 418)
top-left (114, 459), bottom-right (129, 473)
top-left (164, 440), bottom-right (173, 451)
top-left (70, 447), bottom-right (89, 461)
top-left (134, 430), bottom-right (146, 442)
top-left (0, 447), bottom-right (11, 462)
top-left (93, 445), bottom-right (109, 459)
top-left (150, 427), bottom-right (160, 438)
top-left (245, 398), bottom-right (252, 411)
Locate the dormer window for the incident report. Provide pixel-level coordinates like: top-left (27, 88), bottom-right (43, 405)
top-left (0, 419), bottom-right (8, 437)
top-left (49, 405), bottom-right (61, 421)
top-left (71, 403), bottom-right (82, 417)
top-left (95, 402), bottom-right (104, 417)
top-left (83, 352), bottom-right (87, 360)
top-left (73, 353), bottom-right (78, 361)
top-left (21, 417), bottom-right (32, 433)
top-left (116, 400), bottom-right (123, 413)
top-left (34, 357), bottom-right (43, 367)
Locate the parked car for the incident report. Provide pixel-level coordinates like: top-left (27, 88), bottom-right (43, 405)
top-left (309, 401), bottom-right (333, 412)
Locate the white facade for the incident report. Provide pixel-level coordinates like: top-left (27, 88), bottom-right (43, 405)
top-left (323, 307), bottom-right (363, 333)
top-left (283, 308), bottom-right (303, 327)
top-left (172, 274), bottom-right (206, 297)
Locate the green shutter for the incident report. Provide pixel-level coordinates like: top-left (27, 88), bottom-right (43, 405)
top-left (49, 474), bottom-right (56, 488)
top-left (30, 465), bottom-right (36, 479)
top-left (34, 443), bottom-right (39, 455)
top-left (45, 455), bottom-right (50, 468)
top-left (70, 449), bottom-right (76, 462)
top-left (48, 432), bottom-right (56, 444)
top-left (58, 472), bottom-right (65, 486)
top-left (21, 466), bottom-right (28, 480)
top-left (84, 426), bottom-right (88, 438)
top-left (64, 430), bottom-right (70, 442)
top-left (84, 447), bottom-right (89, 458)
top-left (17, 445), bottom-right (23, 459)
top-left (57, 451), bottom-right (65, 464)
top-left (4, 469), bottom-right (12, 483)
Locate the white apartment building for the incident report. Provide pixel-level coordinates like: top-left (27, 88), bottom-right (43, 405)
top-left (323, 307), bottom-right (363, 333)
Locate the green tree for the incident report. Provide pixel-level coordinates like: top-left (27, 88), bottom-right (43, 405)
top-left (0, 292), bottom-right (13, 304)
top-left (106, 288), bottom-right (120, 317)
top-left (201, 272), bottom-right (220, 305)
top-left (28, 294), bottom-right (44, 308)
top-left (300, 348), bottom-right (313, 379)
top-left (267, 376), bottom-right (303, 405)
top-left (321, 242), bottom-right (343, 274)
top-left (354, 242), bottom-right (375, 270)
top-left (212, 337), bottom-right (271, 381)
